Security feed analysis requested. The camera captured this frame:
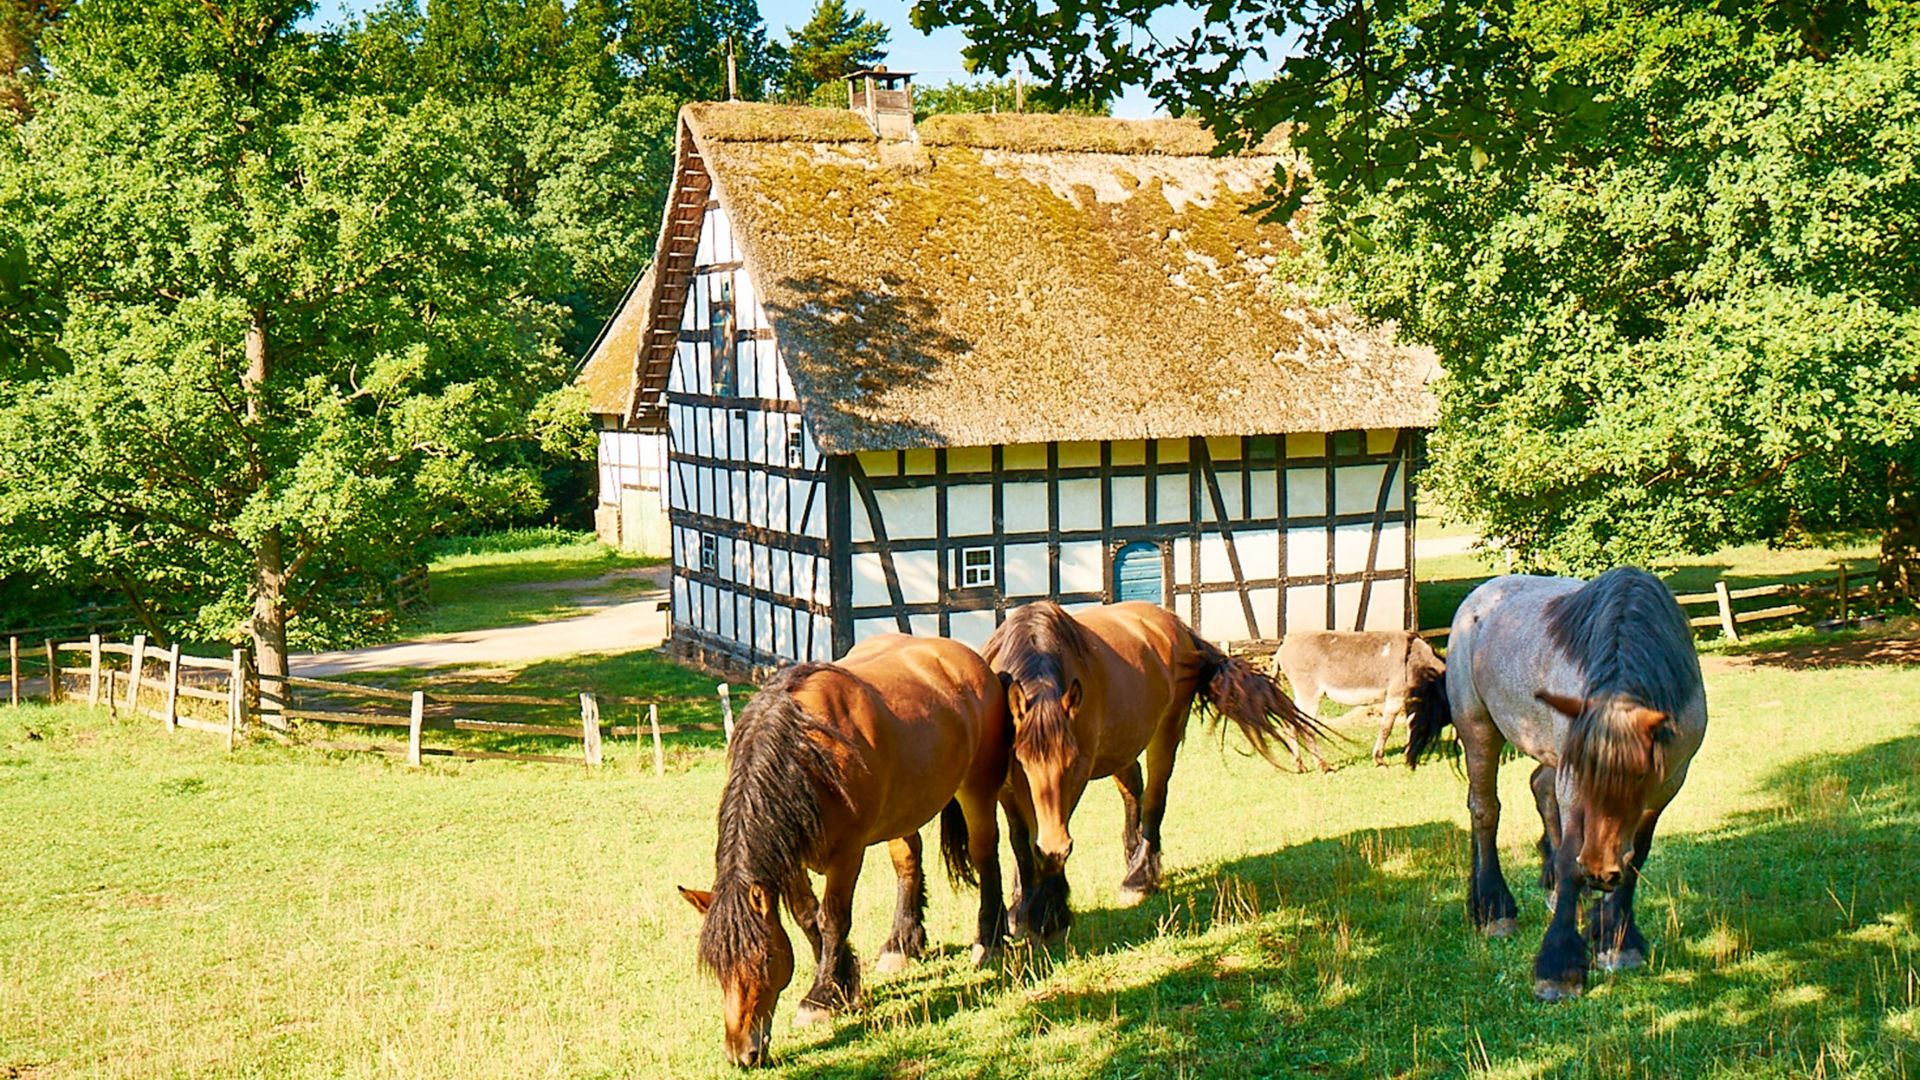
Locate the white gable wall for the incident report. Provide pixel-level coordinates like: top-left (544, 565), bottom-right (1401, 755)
top-left (666, 203), bottom-right (834, 667)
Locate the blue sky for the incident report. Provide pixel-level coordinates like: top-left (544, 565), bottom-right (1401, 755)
top-left (307, 0), bottom-right (1188, 116)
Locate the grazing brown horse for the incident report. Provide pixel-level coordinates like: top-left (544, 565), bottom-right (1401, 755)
top-left (678, 635), bottom-right (1010, 1067)
top-left (1407, 568), bottom-right (1707, 1001)
top-left (984, 600), bottom-right (1325, 939)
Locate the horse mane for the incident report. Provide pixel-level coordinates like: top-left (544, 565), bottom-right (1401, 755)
top-left (983, 601), bottom-right (1089, 763)
top-left (698, 663), bottom-right (851, 982)
top-left (1545, 567), bottom-right (1697, 802)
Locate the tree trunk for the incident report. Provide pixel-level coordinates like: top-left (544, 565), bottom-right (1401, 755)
top-left (1882, 460), bottom-right (1919, 602)
top-left (241, 308), bottom-right (290, 728)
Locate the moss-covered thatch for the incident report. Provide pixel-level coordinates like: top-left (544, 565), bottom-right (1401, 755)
top-left (682, 101), bottom-right (876, 144)
top-left (654, 103), bottom-right (1435, 452)
top-left (576, 266), bottom-right (652, 416)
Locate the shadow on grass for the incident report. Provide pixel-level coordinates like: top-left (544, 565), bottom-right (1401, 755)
top-left (800, 736), bottom-right (1920, 1077)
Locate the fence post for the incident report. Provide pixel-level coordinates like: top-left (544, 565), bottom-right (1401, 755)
top-left (126, 633), bottom-right (148, 715)
top-left (8, 637), bottom-right (17, 708)
top-left (228, 649), bottom-right (246, 749)
top-left (1836, 562), bottom-right (1849, 624)
top-left (104, 668), bottom-right (118, 717)
top-left (88, 633), bottom-right (102, 707)
top-left (44, 640), bottom-right (59, 704)
top-left (1714, 580), bottom-right (1740, 642)
top-left (718, 683), bottom-right (734, 744)
top-left (407, 691), bottom-right (425, 767)
top-left (163, 644), bottom-right (182, 732)
top-left (580, 692), bottom-right (603, 767)
top-left (649, 703), bottom-right (664, 777)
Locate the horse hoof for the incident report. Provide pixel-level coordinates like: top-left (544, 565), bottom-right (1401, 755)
top-left (794, 1004), bottom-right (832, 1027)
top-left (1533, 978), bottom-right (1584, 1002)
top-left (1481, 918), bottom-right (1518, 939)
top-left (970, 943), bottom-right (997, 968)
top-left (1117, 885), bottom-right (1152, 907)
top-left (1595, 948), bottom-right (1644, 972)
top-left (875, 951), bottom-right (909, 974)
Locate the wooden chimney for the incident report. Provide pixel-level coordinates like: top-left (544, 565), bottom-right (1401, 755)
top-left (845, 67), bottom-right (915, 140)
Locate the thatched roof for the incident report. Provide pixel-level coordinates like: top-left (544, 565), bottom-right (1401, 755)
top-left (577, 266), bottom-right (653, 416)
top-left (644, 103), bottom-right (1437, 452)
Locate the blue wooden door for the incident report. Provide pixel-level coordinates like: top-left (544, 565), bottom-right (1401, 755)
top-left (1112, 542), bottom-right (1164, 606)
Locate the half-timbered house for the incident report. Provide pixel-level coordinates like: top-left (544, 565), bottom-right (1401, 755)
top-left (589, 83), bottom-right (1438, 673)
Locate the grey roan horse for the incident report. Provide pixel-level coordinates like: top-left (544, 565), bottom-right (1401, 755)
top-left (1407, 568), bottom-right (1707, 1001)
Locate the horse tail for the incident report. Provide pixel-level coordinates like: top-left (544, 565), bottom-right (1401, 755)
top-left (1405, 665), bottom-right (1453, 770)
top-left (1186, 625), bottom-right (1332, 768)
top-left (939, 798), bottom-right (978, 889)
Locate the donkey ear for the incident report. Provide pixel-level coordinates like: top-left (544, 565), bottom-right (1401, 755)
top-left (678, 886), bottom-right (714, 915)
top-left (1627, 705), bottom-right (1676, 744)
top-left (1535, 691), bottom-right (1587, 719)
top-left (1063, 678), bottom-right (1083, 713)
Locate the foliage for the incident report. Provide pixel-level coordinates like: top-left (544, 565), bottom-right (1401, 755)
top-left (911, 0), bottom-right (1920, 582)
top-left (913, 77), bottom-right (1110, 119)
top-left (0, 0), bottom-right (576, 659)
top-left (0, 0), bottom-right (64, 116)
top-left (769, 0), bottom-right (890, 104)
top-left (3, 658), bottom-right (1916, 1075)
top-left (620, 0), bottom-right (779, 102)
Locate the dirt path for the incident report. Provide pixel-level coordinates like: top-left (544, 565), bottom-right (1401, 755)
top-left (291, 574), bottom-right (672, 676)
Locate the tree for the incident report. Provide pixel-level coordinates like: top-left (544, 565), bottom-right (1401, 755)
top-left (619, 0), bottom-right (779, 102)
top-left (0, 0), bottom-right (578, 705)
top-left (913, 77), bottom-right (1109, 119)
top-left (772, 0), bottom-right (889, 104)
top-left (912, 0), bottom-right (1920, 593)
top-left (0, 0), bottom-right (65, 118)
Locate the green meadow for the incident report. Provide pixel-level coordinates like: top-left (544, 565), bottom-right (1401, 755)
top-left (2, 649), bottom-right (1915, 1078)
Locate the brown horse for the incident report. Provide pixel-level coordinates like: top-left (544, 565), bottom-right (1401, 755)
top-left (678, 635), bottom-right (1010, 1067)
top-left (983, 600), bottom-right (1326, 939)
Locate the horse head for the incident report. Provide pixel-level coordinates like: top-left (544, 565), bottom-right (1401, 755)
top-left (1538, 691), bottom-right (1676, 892)
top-left (1006, 673), bottom-right (1087, 873)
top-left (680, 882), bottom-right (794, 1068)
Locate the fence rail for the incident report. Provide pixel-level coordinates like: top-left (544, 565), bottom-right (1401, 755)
top-left (4, 634), bottom-right (734, 777)
top-left (1420, 561), bottom-right (1883, 644)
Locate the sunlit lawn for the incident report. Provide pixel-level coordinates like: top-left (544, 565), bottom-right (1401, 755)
top-left (3, 650), bottom-right (1915, 1077)
top-left (411, 528), bottom-right (666, 636)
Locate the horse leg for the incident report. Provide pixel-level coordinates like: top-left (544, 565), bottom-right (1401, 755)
top-left (795, 847), bottom-right (864, 1025)
top-left (1463, 726), bottom-right (1519, 936)
top-left (959, 783), bottom-right (1008, 966)
top-left (1001, 788), bottom-right (1039, 937)
top-left (1588, 807), bottom-right (1663, 972)
top-left (1114, 760), bottom-right (1151, 902)
top-left (1120, 733), bottom-right (1180, 905)
top-left (876, 833), bottom-right (927, 974)
top-left (1534, 815), bottom-right (1590, 1001)
top-left (1530, 764), bottom-right (1562, 905)
top-left (784, 873), bottom-right (824, 965)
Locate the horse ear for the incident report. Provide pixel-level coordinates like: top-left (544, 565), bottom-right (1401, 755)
top-left (1005, 678), bottom-right (1025, 712)
top-left (678, 886), bottom-right (714, 915)
top-left (1627, 705), bottom-right (1675, 744)
top-left (1535, 691), bottom-right (1587, 719)
top-left (1064, 678), bottom-right (1083, 713)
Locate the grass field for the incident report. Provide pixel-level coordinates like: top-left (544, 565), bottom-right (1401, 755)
top-left (3, 648), bottom-right (1915, 1078)
top-left (413, 528), bottom-right (664, 636)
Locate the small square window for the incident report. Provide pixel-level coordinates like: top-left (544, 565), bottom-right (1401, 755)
top-left (957, 546), bottom-right (994, 589)
top-left (787, 429), bottom-right (805, 467)
top-left (699, 533), bottom-right (718, 574)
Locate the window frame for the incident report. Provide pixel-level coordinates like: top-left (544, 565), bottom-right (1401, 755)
top-left (955, 546), bottom-right (995, 589)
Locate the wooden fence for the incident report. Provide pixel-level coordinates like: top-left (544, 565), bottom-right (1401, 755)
top-left (3, 634), bottom-right (737, 775)
top-left (280, 675), bottom-right (736, 773)
top-left (1420, 561), bottom-right (1880, 645)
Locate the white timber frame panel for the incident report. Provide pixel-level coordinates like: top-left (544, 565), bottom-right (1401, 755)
top-left (665, 201), bottom-right (833, 668)
top-left (596, 427), bottom-right (667, 506)
top-left (835, 431), bottom-right (1417, 651)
